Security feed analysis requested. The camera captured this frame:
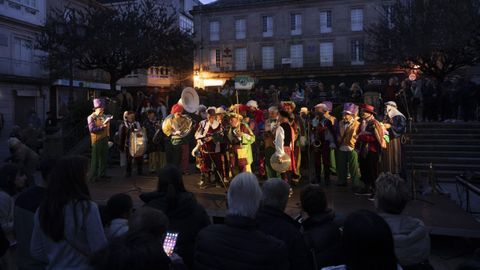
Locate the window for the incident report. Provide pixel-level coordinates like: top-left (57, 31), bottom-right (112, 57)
top-left (210, 21), bottom-right (220, 41)
top-left (234, 48), bottom-right (247, 71)
top-left (262, 46), bottom-right (274, 70)
top-left (13, 37), bottom-right (32, 62)
top-left (319, 42), bottom-right (333, 66)
top-left (210, 49), bottom-right (221, 68)
top-left (235, 19), bottom-right (246, 39)
top-left (179, 15), bottom-right (194, 34)
top-left (290, 44), bottom-right (303, 68)
top-left (384, 5), bottom-right (394, 29)
top-left (262, 16), bottom-right (273, 37)
top-left (290, 13), bottom-right (302, 35)
top-left (351, 9), bottom-right (364, 31)
top-left (351, 39), bottom-right (364, 65)
top-left (11, 0), bottom-right (36, 8)
top-left (0, 34), bottom-right (8, 47)
top-left (320, 11), bottom-right (332, 33)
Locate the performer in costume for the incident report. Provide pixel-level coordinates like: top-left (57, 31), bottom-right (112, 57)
top-left (274, 110), bottom-right (296, 185)
top-left (246, 100), bottom-right (265, 175)
top-left (226, 113), bottom-right (255, 176)
top-left (143, 109), bottom-right (166, 174)
top-left (195, 107), bottom-right (224, 189)
top-left (280, 101), bottom-right (304, 184)
top-left (216, 107), bottom-right (230, 181)
top-left (356, 104), bottom-right (386, 197)
top-left (87, 98), bottom-right (112, 182)
top-left (382, 101), bottom-right (406, 175)
top-left (264, 106), bottom-right (280, 178)
top-left (119, 111), bottom-right (144, 177)
top-left (311, 102), bottom-right (337, 185)
top-left (336, 103), bottom-right (361, 187)
top-left (163, 104), bottom-right (190, 169)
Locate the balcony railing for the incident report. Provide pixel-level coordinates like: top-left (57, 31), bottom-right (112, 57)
top-left (0, 57), bottom-right (48, 78)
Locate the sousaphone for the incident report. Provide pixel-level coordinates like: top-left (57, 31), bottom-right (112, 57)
top-left (178, 87), bottom-right (200, 113)
top-left (162, 87), bottom-right (199, 138)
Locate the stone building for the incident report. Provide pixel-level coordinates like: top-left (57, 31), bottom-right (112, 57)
top-left (0, 0), bottom-right (49, 159)
top-left (191, 0), bottom-right (403, 89)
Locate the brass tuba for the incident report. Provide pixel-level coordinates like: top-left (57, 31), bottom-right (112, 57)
top-left (162, 87), bottom-right (199, 138)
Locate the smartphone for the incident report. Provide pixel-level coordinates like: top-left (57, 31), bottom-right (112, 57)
top-left (163, 232), bottom-right (179, 257)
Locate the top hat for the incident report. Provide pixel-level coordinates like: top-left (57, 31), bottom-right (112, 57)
top-left (360, 104), bottom-right (376, 114)
top-left (322, 101), bottom-right (333, 112)
top-left (93, 98), bottom-right (105, 109)
top-left (343, 103), bottom-right (356, 115)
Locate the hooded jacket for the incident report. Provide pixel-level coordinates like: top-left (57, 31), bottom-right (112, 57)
top-left (380, 213), bottom-right (430, 266)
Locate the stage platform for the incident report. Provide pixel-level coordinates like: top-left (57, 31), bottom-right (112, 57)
top-left (89, 168), bottom-right (480, 239)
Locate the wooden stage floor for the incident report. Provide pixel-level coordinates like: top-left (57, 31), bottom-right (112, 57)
top-left (89, 168), bottom-right (480, 239)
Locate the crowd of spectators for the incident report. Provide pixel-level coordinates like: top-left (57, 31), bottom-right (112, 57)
top-left (1, 155), bottom-right (480, 270)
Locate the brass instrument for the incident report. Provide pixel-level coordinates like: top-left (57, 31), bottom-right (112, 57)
top-left (162, 114), bottom-right (194, 138)
top-left (162, 87), bottom-right (199, 138)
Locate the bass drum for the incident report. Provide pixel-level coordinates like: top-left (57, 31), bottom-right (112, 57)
top-left (129, 128), bottom-right (147, 158)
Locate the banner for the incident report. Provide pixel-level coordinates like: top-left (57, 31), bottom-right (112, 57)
top-left (234, 75), bottom-right (255, 90)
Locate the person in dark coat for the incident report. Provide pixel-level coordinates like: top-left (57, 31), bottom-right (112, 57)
top-left (256, 179), bottom-right (312, 270)
top-left (140, 165), bottom-right (210, 268)
top-left (194, 172), bottom-right (289, 270)
top-left (300, 185), bottom-right (343, 269)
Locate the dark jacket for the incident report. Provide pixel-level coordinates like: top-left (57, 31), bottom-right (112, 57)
top-left (256, 206), bottom-right (312, 270)
top-left (194, 215), bottom-right (289, 270)
top-left (301, 210), bottom-right (343, 269)
top-left (140, 191), bottom-right (210, 268)
top-left (14, 186), bottom-right (47, 270)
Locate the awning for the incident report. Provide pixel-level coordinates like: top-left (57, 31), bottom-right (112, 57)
top-left (15, 89), bottom-right (40, 97)
top-left (53, 79), bottom-right (121, 91)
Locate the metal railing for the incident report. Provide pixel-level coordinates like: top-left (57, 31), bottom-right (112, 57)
top-left (455, 175), bottom-right (480, 215)
top-left (0, 57), bottom-right (48, 78)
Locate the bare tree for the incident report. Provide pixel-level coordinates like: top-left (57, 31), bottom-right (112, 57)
top-left (367, 0), bottom-right (480, 81)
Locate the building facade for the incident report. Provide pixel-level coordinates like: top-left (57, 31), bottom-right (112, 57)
top-left (0, 0), bottom-right (49, 159)
top-left (192, 0), bottom-right (402, 89)
top-left (104, 0), bottom-right (201, 93)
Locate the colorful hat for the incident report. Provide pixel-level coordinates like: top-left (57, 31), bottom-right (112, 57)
top-left (229, 112), bottom-right (243, 120)
top-left (171, 104), bottom-right (184, 114)
top-left (360, 104), bottom-right (376, 114)
top-left (268, 106), bottom-right (278, 113)
top-left (315, 103), bottom-right (328, 112)
top-left (206, 106), bottom-right (216, 115)
top-left (93, 98), bottom-right (105, 109)
top-left (215, 107), bottom-right (226, 115)
top-left (343, 103), bottom-right (356, 115)
top-left (384, 101), bottom-right (397, 108)
top-left (246, 100), bottom-right (258, 109)
top-left (280, 101), bottom-right (296, 110)
top-left (238, 104), bottom-right (249, 114)
top-left (322, 101), bottom-right (333, 112)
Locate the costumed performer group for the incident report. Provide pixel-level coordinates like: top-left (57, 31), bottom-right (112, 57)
top-left (86, 87), bottom-right (407, 198)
